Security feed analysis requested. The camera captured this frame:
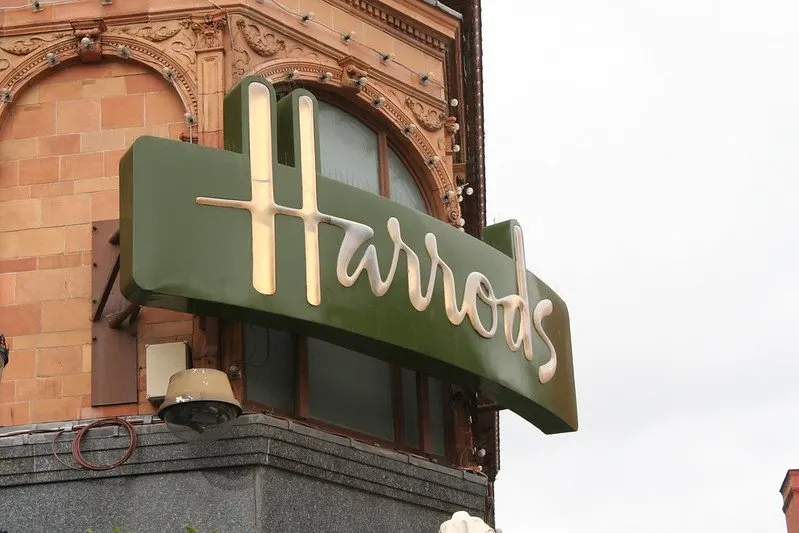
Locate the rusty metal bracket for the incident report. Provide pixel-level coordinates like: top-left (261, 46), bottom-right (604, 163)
top-left (91, 220), bottom-right (138, 406)
top-left (476, 402), bottom-right (504, 413)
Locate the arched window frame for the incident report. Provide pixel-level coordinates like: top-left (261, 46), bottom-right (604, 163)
top-left (271, 82), bottom-right (445, 219)
top-left (232, 84), bottom-right (457, 463)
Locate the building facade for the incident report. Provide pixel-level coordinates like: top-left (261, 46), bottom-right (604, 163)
top-left (0, 1), bottom-right (574, 532)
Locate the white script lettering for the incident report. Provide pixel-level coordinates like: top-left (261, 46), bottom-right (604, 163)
top-left (196, 83), bottom-right (557, 383)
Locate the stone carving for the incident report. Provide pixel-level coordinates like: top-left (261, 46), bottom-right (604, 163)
top-left (0, 32), bottom-right (71, 56)
top-left (101, 24), bottom-right (199, 111)
top-left (110, 23), bottom-right (187, 43)
top-left (237, 19), bottom-right (284, 57)
top-left (287, 45), bottom-right (319, 61)
top-left (342, 64), bottom-right (368, 89)
top-left (106, 21), bottom-right (197, 80)
top-left (232, 18), bottom-right (286, 82)
top-left (0, 31), bottom-right (72, 77)
top-left (191, 14), bottom-right (227, 51)
top-left (405, 97), bottom-right (447, 132)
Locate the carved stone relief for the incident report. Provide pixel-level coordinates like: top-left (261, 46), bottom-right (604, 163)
top-left (0, 32), bottom-right (71, 78)
top-left (232, 17), bottom-right (286, 82)
top-left (107, 20), bottom-right (197, 84)
top-left (109, 23), bottom-right (185, 42)
top-left (404, 97), bottom-right (448, 132)
top-left (0, 22), bottom-right (199, 121)
top-left (190, 13), bottom-right (228, 51)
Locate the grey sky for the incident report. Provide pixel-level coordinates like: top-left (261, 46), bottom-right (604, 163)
top-left (484, 2), bottom-right (799, 531)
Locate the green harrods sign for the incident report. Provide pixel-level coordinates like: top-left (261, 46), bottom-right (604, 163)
top-left (119, 77), bottom-right (577, 434)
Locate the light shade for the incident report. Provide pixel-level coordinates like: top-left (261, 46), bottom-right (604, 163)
top-left (158, 368), bottom-right (242, 442)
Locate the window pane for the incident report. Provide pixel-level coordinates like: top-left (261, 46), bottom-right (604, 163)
top-left (428, 377), bottom-right (446, 457)
top-left (317, 101), bottom-right (380, 194)
top-left (308, 338), bottom-right (394, 441)
top-left (244, 325), bottom-right (295, 413)
top-left (388, 148), bottom-right (427, 212)
top-left (401, 369), bottom-right (419, 449)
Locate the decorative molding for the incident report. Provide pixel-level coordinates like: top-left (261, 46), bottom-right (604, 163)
top-left (100, 35), bottom-right (198, 111)
top-left (453, 163), bottom-right (466, 184)
top-left (72, 20), bottom-right (107, 63)
top-left (340, 0), bottom-right (449, 53)
top-left (0, 30), bottom-right (73, 80)
top-left (0, 32), bottom-right (70, 58)
top-left (338, 56), bottom-right (369, 91)
top-left (107, 21), bottom-right (198, 86)
top-left (236, 19), bottom-right (284, 57)
top-left (405, 96), bottom-right (447, 132)
top-left (190, 13), bottom-right (227, 51)
top-left (108, 22), bottom-right (187, 43)
top-left (232, 17), bottom-right (287, 82)
top-left (253, 60), bottom-right (461, 224)
top-left (0, 23), bottom-right (198, 119)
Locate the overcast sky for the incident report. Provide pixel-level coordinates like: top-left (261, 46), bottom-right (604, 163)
top-left (484, 2), bottom-right (799, 531)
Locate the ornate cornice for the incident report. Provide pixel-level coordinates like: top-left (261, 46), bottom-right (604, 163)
top-left (340, 0), bottom-right (450, 53)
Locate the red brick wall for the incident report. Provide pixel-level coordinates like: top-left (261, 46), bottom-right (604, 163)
top-left (0, 61), bottom-right (193, 426)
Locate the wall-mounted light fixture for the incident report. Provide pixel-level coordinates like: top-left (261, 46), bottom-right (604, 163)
top-left (158, 368), bottom-right (242, 442)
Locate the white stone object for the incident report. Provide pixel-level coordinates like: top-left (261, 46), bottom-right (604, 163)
top-left (439, 511), bottom-right (495, 533)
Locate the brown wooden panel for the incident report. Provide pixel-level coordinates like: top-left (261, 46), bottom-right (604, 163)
top-left (91, 219), bottom-right (137, 407)
top-left (377, 131), bottom-right (390, 198)
top-left (390, 364), bottom-right (404, 446)
top-left (417, 374), bottom-right (432, 454)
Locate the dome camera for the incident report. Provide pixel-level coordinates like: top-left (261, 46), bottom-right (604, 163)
top-left (158, 368), bottom-right (242, 442)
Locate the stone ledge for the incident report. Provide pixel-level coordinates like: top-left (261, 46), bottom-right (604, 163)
top-left (0, 413), bottom-right (487, 515)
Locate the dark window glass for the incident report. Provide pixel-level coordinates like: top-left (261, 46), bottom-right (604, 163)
top-left (307, 338), bottom-right (394, 441)
top-left (244, 325), bottom-right (295, 413)
top-left (428, 376), bottom-right (446, 457)
top-left (388, 148), bottom-right (427, 213)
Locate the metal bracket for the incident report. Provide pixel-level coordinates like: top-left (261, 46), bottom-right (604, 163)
top-left (91, 220), bottom-right (138, 406)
